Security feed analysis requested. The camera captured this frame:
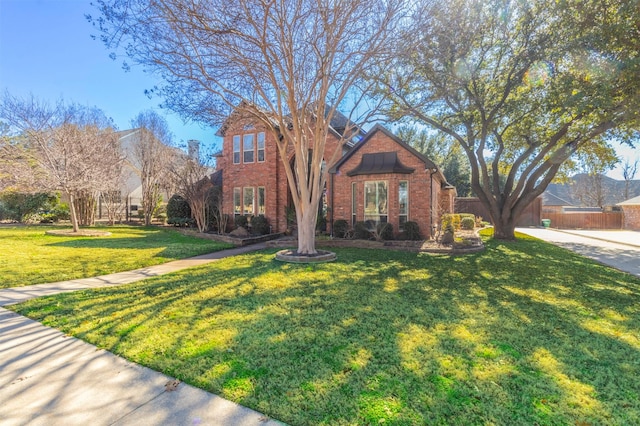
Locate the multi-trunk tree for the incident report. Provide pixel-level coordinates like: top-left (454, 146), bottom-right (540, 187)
top-left (381, 0), bottom-right (639, 239)
top-left (91, 0), bottom-right (403, 254)
top-left (0, 93), bottom-right (123, 232)
top-left (128, 111), bottom-right (175, 226)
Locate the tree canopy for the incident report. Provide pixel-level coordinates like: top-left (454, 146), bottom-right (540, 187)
top-left (381, 0), bottom-right (639, 239)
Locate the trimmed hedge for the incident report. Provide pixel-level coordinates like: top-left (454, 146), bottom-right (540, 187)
top-left (402, 221), bottom-right (422, 240)
top-left (461, 217), bottom-right (475, 230)
top-left (234, 215), bottom-right (249, 229)
top-left (250, 214), bottom-right (270, 235)
top-left (167, 194), bottom-right (191, 223)
top-left (333, 219), bottom-right (349, 238)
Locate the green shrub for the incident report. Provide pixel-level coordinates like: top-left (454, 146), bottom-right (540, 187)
top-left (250, 215), bottom-right (270, 235)
top-left (333, 219), bottom-right (349, 238)
top-left (354, 221), bottom-right (371, 240)
top-left (461, 217), bottom-right (475, 230)
top-left (0, 192), bottom-right (57, 222)
top-left (402, 221), bottom-right (422, 240)
top-left (234, 215), bottom-right (249, 229)
top-left (441, 213), bottom-right (461, 230)
top-left (168, 217), bottom-right (194, 227)
top-left (49, 203), bottom-right (70, 221)
top-left (167, 194), bottom-right (191, 223)
top-left (376, 222), bottom-right (394, 241)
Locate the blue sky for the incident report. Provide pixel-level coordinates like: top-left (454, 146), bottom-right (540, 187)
top-left (0, 0), bottom-right (219, 152)
top-left (1, 0), bottom-right (637, 179)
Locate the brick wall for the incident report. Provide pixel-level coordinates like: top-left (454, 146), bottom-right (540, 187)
top-left (220, 118), bottom-right (343, 233)
top-left (622, 205), bottom-right (640, 230)
top-left (330, 130), bottom-right (444, 239)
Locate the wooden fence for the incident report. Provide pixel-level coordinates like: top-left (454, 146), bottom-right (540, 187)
top-left (542, 212), bottom-right (623, 229)
top-left (455, 197), bottom-right (542, 227)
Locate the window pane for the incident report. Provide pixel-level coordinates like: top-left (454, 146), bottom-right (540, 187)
top-left (257, 132), bottom-right (265, 162)
top-left (352, 182), bottom-right (357, 226)
top-left (233, 188), bottom-right (241, 216)
top-left (258, 187), bottom-right (265, 215)
top-left (364, 182), bottom-right (377, 217)
top-left (243, 187), bottom-right (254, 215)
top-left (378, 181), bottom-right (387, 214)
top-left (364, 181), bottom-right (388, 224)
top-left (243, 134), bottom-right (254, 163)
top-left (399, 181), bottom-right (408, 215)
top-left (233, 136), bottom-right (241, 164)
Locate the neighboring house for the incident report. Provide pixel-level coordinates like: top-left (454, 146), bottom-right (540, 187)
top-left (215, 112), bottom-right (455, 239)
top-left (541, 192), bottom-right (575, 214)
top-left (97, 128), bottom-right (196, 220)
top-left (618, 195), bottom-right (640, 230)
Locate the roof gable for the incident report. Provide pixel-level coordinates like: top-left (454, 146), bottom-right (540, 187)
top-left (347, 152), bottom-right (414, 176)
top-left (330, 124), bottom-right (438, 174)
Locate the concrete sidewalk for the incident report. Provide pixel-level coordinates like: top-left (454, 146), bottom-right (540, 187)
top-left (0, 243), bottom-right (285, 426)
top-left (0, 243), bottom-right (268, 307)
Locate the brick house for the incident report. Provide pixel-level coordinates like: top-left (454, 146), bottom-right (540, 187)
top-left (215, 113), bottom-right (455, 239)
top-left (329, 125), bottom-right (455, 238)
top-left (618, 195), bottom-right (640, 230)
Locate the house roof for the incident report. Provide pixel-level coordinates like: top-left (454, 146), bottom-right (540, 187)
top-left (330, 124), bottom-right (446, 180)
top-left (347, 152), bottom-right (414, 176)
top-left (542, 191), bottom-right (575, 207)
top-left (216, 103), bottom-right (365, 147)
top-left (618, 195), bottom-right (640, 206)
top-left (210, 169), bottom-right (223, 187)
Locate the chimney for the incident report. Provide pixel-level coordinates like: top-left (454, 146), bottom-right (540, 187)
top-left (187, 140), bottom-right (200, 161)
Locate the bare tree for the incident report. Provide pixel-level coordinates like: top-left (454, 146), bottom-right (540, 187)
top-left (622, 158), bottom-right (639, 200)
top-left (128, 111), bottom-right (175, 226)
top-left (91, 0), bottom-right (403, 254)
top-left (169, 155), bottom-right (213, 233)
top-left (209, 185), bottom-right (227, 234)
top-left (0, 92), bottom-right (123, 232)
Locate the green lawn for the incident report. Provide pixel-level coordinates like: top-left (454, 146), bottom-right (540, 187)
top-left (10, 232), bottom-right (640, 425)
top-left (0, 225), bottom-right (233, 288)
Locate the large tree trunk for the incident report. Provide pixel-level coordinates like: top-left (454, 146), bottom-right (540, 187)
top-left (296, 207), bottom-right (318, 255)
top-left (492, 215), bottom-right (517, 241)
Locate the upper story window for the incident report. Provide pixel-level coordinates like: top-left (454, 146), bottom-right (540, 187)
top-left (257, 132), bottom-right (265, 162)
top-left (232, 130), bottom-right (266, 164)
top-left (243, 134), bottom-right (254, 163)
top-left (233, 135), bottom-right (241, 164)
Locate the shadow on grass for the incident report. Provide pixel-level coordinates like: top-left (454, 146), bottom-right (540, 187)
top-left (45, 227), bottom-right (232, 259)
top-left (12, 237), bottom-right (640, 425)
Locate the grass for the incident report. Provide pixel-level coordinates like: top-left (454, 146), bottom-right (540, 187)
top-left (0, 225), bottom-right (233, 288)
top-left (10, 231), bottom-right (640, 425)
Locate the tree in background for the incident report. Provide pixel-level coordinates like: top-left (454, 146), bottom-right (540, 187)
top-left (128, 111), bottom-right (175, 226)
top-left (381, 0), bottom-right (639, 239)
top-left (91, 0), bottom-right (403, 254)
top-left (169, 155), bottom-right (213, 233)
top-left (0, 92), bottom-right (123, 232)
top-left (622, 159), bottom-right (639, 201)
top-left (396, 126), bottom-right (472, 197)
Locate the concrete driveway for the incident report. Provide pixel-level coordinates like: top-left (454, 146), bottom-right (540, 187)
top-left (516, 228), bottom-right (640, 277)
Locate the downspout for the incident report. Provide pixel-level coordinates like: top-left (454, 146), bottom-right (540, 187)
top-left (330, 171), bottom-right (334, 237)
top-left (429, 168), bottom-right (437, 239)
